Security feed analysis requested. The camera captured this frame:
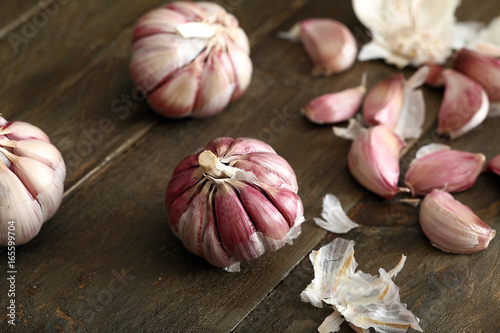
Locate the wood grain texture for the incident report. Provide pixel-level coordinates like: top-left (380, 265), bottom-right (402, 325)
top-left (0, 0), bottom-right (499, 332)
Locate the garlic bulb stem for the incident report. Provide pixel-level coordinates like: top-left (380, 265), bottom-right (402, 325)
top-left (199, 150), bottom-right (228, 178)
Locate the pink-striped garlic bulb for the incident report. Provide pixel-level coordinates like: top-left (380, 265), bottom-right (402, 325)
top-left (0, 117), bottom-right (66, 246)
top-left (165, 137), bottom-right (304, 272)
top-left (130, 1), bottom-right (252, 118)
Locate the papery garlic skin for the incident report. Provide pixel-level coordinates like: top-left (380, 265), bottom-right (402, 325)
top-left (420, 189), bottom-right (496, 254)
top-left (130, 1), bottom-right (252, 118)
top-left (353, 0), bottom-right (460, 68)
top-left (485, 154), bottom-right (500, 176)
top-left (348, 126), bottom-right (407, 199)
top-left (301, 238), bottom-right (422, 332)
top-left (279, 19), bottom-right (357, 76)
top-left (452, 48), bottom-right (500, 103)
top-left (437, 69), bottom-right (489, 139)
top-left (165, 137), bottom-right (304, 271)
top-left (302, 73), bottom-right (366, 124)
top-left (0, 117), bottom-right (66, 246)
top-left (405, 144), bottom-right (485, 196)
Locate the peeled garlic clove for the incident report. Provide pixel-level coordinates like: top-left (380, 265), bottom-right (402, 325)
top-left (130, 2), bottom-right (252, 118)
top-left (362, 74), bottom-right (405, 128)
top-left (165, 137), bottom-right (304, 271)
top-left (485, 154), bottom-right (500, 176)
top-left (452, 48), bottom-right (500, 102)
top-left (405, 144), bottom-right (485, 196)
top-left (348, 126), bottom-right (407, 199)
top-left (425, 64), bottom-right (445, 88)
top-left (420, 189), bottom-right (496, 254)
top-left (437, 69), bottom-right (489, 139)
top-left (280, 19), bottom-right (357, 76)
top-left (0, 118), bottom-right (66, 246)
top-left (302, 72), bottom-right (367, 124)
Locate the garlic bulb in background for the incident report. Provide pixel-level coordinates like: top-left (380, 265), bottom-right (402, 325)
top-left (130, 1), bottom-right (252, 118)
top-left (165, 137), bottom-right (304, 272)
top-left (420, 189), bottom-right (496, 254)
top-left (0, 117), bottom-right (66, 246)
top-left (279, 19), bottom-right (357, 76)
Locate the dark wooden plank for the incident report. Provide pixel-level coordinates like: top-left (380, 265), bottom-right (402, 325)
top-left (0, 1), bottom-right (44, 29)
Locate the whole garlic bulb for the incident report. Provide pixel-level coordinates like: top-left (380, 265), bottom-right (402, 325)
top-left (130, 1), bottom-right (252, 118)
top-left (0, 117), bottom-right (66, 246)
top-left (165, 137), bottom-right (304, 272)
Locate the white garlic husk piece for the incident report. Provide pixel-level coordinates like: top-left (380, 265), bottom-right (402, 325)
top-left (130, 1), bottom-right (252, 118)
top-left (301, 238), bottom-right (423, 332)
top-left (0, 117), bottom-right (66, 246)
top-left (353, 0), bottom-right (460, 68)
top-left (165, 137), bottom-right (304, 272)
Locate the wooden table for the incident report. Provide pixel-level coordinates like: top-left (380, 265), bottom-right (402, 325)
top-left (1, 0), bottom-right (499, 332)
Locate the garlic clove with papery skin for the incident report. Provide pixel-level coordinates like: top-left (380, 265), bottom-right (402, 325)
top-left (279, 18), bottom-right (357, 76)
top-left (425, 64), bottom-right (445, 88)
top-left (452, 48), bottom-right (500, 103)
top-left (363, 75), bottom-right (405, 128)
top-left (437, 69), bottom-right (489, 139)
top-left (404, 144), bottom-right (485, 196)
top-left (302, 72), bottom-right (367, 124)
top-left (165, 137), bottom-right (304, 271)
top-left (348, 126), bottom-right (408, 199)
top-left (420, 189), bottom-right (496, 254)
top-left (0, 117), bottom-right (66, 246)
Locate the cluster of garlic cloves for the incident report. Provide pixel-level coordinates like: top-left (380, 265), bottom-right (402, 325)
top-left (420, 189), bottom-right (496, 254)
top-left (0, 117), bottom-right (66, 246)
top-left (130, 1), bottom-right (252, 118)
top-left (279, 18), bottom-right (357, 76)
top-left (405, 144), bottom-right (485, 196)
top-left (302, 72), bottom-right (367, 124)
top-left (165, 137), bottom-right (304, 272)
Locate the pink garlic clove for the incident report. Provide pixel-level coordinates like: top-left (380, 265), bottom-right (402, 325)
top-left (280, 18), bottom-right (357, 76)
top-left (404, 144), bottom-right (485, 196)
top-left (302, 72), bottom-right (367, 124)
top-left (236, 182), bottom-right (290, 244)
top-left (263, 185), bottom-right (304, 228)
top-left (485, 154), bottom-right (500, 176)
top-left (164, 2), bottom-right (205, 21)
top-left (0, 161), bottom-right (44, 246)
top-left (226, 39), bottom-right (253, 101)
top-left (214, 182), bottom-right (263, 262)
top-left (191, 48), bottom-right (236, 118)
top-left (205, 137), bottom-right (235, 157)
top-left (224, 137), bottom-right (276, 156)
top-left (437, 69), bottom-right (489, 139)
top-left (1, 120), bottom-right (50, 142)
top-left (225, 26), bottom-right (250, 54)
top-left (348, 126), bottom-right (407, 199)
top-left (420, 189), bottom-right (496, 254)
top-left (165, 167), bottom-right (203, 210)
top-left (452, 48), bottom-right (500, 102)
top-left (147, 52), bottom-right (204, 118)
top-left (130, 34), bottom-right (208, 92)
top-left (425, 64), bottom-right (445, 88)
top-left (363, 75), bottom-right (405, 128)
top-left (131, 8), bottom-right (187, 42)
